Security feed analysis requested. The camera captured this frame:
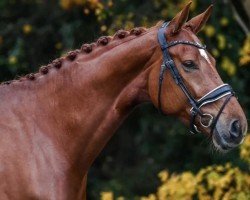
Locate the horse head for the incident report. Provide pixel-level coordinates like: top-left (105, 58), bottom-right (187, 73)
top-left (148, 2), bottom-right (247, 152)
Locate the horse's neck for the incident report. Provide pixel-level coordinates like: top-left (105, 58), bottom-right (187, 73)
top-left (68, 29), bottom-right (158, 171)
top-left (1, 27), bottom-right (159, 173)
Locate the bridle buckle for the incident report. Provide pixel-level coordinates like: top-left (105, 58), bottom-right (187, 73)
top-left (165, 59), bottom-right (174, 68)
top-left (199, 113), bottom-right (213, 128)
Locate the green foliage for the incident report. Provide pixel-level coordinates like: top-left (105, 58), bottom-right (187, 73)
top-left (0, 0), bottom-right (249, 199)
top-left (241, 135), bottom-right (250, 166)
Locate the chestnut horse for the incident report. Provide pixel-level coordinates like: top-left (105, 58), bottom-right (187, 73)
top-left (0, 2), bottom-right (247, 200)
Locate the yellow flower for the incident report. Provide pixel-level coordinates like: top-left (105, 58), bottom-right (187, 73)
top-left (240, 56), bottom-right (250, 66)
top-left (212, 48), bottom-right (219, 57)
top-left (89, 1), bottom-right (103, 11)
top-left (221, 57), bottom-right (236, 76)
top-left (220, 17), bottom-right (229, 26)
top-left (179, 0), bottom-right (197, 12)
top-left (60, 0), bottom-right (71, 9)
top-left (100, 191), bottom-right (113, 200)
top-left (217, 34), bottom-right (226, 50)
top-left (108, 0), bottom-right (113, 7)
top-left (225, 163), bottom-right (231, 169)
top-left (117, 197), bottom-right (125, 200)
top-left (190, 0), bottom-right (197, 11)
top-left (158, 170), bottom-right (169, 182)
top-left (141, 194), bottom-right (157, 200)
top-left (83, 8), bottom-right (90, 15)
top-left (227, 65), bottom-right (236, 76)
top-left (8, 56), bottom-right (17, 65)
top-left (60, 0), bottom-right (89, 10)
top-left (204, 25), bottom-right (215, 38)
top-left (215, 165), bottom-right (224, 172)
top-left (23, 24), bottom-right (32, 34)
top-left (239, 35), bottom-right (250, 66)
top-left (95, 8), bottom-right (102, 16)
top-left (240, 134), bottom-right (250, 164)
top-left (101, 25), bottom-right (107, 32)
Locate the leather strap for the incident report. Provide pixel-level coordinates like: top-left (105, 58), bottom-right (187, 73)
top-left (210, 94), bottom-right (233, 134)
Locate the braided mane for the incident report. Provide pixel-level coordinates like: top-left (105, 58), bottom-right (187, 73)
top-left (1, 27), bottom-right (148, 86)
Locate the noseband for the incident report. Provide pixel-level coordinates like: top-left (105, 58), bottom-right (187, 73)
top-left (157, 22), bottom-right (235, 134)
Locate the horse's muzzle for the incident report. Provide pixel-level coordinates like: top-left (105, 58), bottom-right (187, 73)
top-left (212, 119), bottom-right (247, 152)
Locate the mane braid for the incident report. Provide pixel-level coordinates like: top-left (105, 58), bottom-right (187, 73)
top-left (0, 27), bottom-right (148, 86)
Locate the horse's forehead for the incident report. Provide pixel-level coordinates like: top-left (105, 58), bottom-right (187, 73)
top-left (180, 29), bottom-right (212, 65)
top-left (189, 33), bottom-right (213, 65)
top-left (198, 49), bottom-right (212, 65)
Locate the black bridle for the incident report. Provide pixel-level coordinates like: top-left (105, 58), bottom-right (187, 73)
top-left (157, 22), bottom-right (235, 134)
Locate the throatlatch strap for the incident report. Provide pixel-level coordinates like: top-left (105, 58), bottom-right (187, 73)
top-left (158, 64), bottom-right (167, 114)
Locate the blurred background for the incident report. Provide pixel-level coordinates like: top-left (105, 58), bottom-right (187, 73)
top-left (0, 0), bottom-right (250, 199)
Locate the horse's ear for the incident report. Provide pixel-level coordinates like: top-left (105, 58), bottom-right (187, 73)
top-left (185, 5), bottom-right (213, 34)
top-left (169, 1), bottom-right (192, 34)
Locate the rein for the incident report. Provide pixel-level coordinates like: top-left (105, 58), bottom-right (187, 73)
top-left (157, 22), bottom-right (235, 134)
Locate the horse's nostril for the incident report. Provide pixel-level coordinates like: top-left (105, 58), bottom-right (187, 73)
top-left (230, 120), bottom-right (242, 139)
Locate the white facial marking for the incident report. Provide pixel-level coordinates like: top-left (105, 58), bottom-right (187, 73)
top-left (199, 49), bottom-right (212, 65)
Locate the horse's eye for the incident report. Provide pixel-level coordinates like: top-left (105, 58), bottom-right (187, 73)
top-left (182, 60), bottom-right (198, 70)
